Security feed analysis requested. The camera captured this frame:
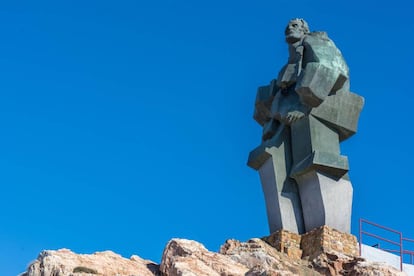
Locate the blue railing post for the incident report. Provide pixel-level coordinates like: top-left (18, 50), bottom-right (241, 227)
top-left (400, 232), bottom-right (403, 271)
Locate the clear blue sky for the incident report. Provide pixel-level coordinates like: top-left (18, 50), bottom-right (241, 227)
top-left (0, 1), bottom-right (412, 275)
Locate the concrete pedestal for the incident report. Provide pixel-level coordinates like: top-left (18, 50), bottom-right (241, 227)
top-left (248, 125), bottom-right (305, 234)
top-left (294, 170), bottom-right (353, 233)
top-left (259, 155), bottom-right (304, 234)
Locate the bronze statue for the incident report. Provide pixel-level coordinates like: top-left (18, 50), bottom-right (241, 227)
top-left (248, 19), bottom-right (364, 234)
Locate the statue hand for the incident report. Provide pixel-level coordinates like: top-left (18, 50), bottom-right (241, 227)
top-left (284, 110), bottom-right (305, 124)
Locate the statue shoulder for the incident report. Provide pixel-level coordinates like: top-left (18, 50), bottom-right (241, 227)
top-left (310, 31), bottom-right (329, 39)
top-left (303, 31), bottom-right (331, 46)
top-left (301, 31), bottom-right (347, 71)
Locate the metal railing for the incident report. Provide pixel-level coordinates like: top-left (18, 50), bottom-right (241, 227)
top-left (359, 218), bottom-right (414, 271)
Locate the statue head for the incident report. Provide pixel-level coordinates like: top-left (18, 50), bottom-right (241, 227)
top-left (285, 18), bottom-right (310, 44)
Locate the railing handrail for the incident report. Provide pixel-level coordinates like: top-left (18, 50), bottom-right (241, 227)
top-left (403, 237), bottom-right (414, 243)
top-left (360, 218), bottom-right (401, 235)
top-left (360, 230), bottom-right (401, 246)
top-left (359, 218), bottom-right (407, 271)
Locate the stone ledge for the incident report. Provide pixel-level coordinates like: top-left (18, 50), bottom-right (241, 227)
top-left (262, 225), bottom-right (359, 261)
top-left (262, 229), bottom-right (303, 260)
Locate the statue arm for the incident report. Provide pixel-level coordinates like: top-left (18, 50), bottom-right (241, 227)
top-left (253, 79), bottom-right (279, 126)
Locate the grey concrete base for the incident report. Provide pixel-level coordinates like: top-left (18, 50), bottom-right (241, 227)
top-left (259, 155), bottom-right (304, 234)
top-left (360, 244), bottom-right (401, 271)
top-left (294, 170), bottom-right (352, 233)
top-left (361, 244), bottom-right (414, 275)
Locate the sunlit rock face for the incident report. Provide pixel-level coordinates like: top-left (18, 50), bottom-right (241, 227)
top-left (20, 226), bottom-right (404, 276)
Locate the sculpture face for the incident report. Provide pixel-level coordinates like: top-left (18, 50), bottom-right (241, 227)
top-left (285, 19), bottom-right (305, 44)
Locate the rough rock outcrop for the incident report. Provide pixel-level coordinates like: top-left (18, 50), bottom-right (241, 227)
top-left (309, 251), bottom-right (406, 275)
top-left (21, 248), bottom-right (159, 276)
top-left (20, 226), bottom-right (406, 276)
top-left (160, 238), bottom-right (248, 275)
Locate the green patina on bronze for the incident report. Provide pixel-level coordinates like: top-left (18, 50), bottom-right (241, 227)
top-left (248, 18), bottom-right (363, 177)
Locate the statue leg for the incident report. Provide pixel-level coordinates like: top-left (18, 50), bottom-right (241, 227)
top-left (248, 126), bottom-right (305, 234)
top-left (290, 115), bottom-right (352, 233)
